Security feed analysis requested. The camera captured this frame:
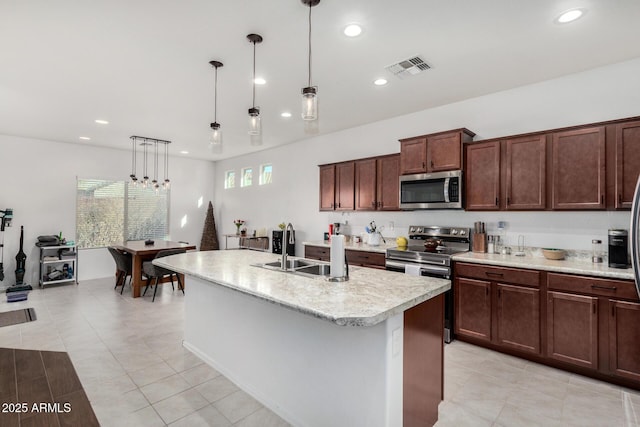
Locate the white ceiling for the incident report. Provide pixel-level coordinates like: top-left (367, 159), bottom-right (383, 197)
top-left (1, 0), bottom-right (640, 161)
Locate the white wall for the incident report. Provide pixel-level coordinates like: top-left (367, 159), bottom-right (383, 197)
top-left (0, 135), bottom-right (215, 287)
top-left (213, 58), bottom-right (640, 255)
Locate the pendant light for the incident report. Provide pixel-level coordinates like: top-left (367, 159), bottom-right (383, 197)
top-left (209, 60), bottom-right (223, 153)
top-left (152, 141), bottom-right (160, 193)
top-left (162, 141), bottom-right (170, 190)
top-left (247, 33), bottom-right (263, 144)
top-left (142, 139), bottom-right (150, 189)
top-left (129, 135), bottom-right (171, 192)
top-left (301, 0), bottom-right (320, 121)
top-left (129, 136), bottom-right (138, 187)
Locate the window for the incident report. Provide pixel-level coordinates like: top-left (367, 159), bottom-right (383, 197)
top-left (241, 168), bottom-right (253, 187)
top-left (225, 171), bottom-right (235, 189)
top-left (76, 178), bottom-right (170, 249)
top-left (259, 164), bottom-right (272, 185)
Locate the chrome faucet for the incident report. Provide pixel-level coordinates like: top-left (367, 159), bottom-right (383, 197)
top-left (282, 223), bottom-right (295, 270)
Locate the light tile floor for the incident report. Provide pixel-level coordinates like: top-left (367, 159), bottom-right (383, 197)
top-left (0, 277), bottom-right (639, 426)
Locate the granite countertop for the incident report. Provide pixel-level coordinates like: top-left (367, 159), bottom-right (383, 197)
top-left (452, 251), bottom-right (634, 281)
top-left (303, 240), bottom-right (397, 254)
top-left (154, 250), bottom-right (450, 327)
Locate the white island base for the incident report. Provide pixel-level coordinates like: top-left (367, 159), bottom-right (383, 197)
top-left (183, 275), bottom-right (443, 427)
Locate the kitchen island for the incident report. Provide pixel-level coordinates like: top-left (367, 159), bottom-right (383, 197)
top-left (154, 250), bottom-right (450, 427)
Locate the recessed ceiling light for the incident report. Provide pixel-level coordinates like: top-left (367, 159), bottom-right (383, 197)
top-left (555, 8), bottom-right (585, 24)
top-left (95, 119), bottom-right (109, 124)
top-left (180, 150), bottom-right (189, 154)
top-left (281, 112), bottom-right (292, 118)
top-left (79, 136), bottom-right (91, 140)
top-left (254, 77), bottom-right (266, 85)
top-left (374, 78), bottom-right (388, 86)
top-left (344, 24), bottom-right (362, 37)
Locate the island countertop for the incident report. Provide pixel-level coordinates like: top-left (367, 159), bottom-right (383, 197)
top-left (154, 250), bottom-right (450, 327)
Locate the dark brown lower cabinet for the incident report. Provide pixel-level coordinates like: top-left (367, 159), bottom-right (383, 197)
top-left (609, 299), bottom-right (640, 381)
top-left (304, 245), bottom-right (385, 269)
top-left (546, 291), bottom-right (598, 369)
top-left (454, 264), bottom-right (541, 354)
top-left (454, 277), bottom-right (492, 342)
top-left (455, 263), bottom-right (640, 389)
top-left (497, 283), bottom-right (540, 354)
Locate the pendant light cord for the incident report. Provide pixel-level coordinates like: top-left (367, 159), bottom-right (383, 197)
top-left (131, 136), bottom-right (136, 176)
top-left (252, 40), bottom-right (257, 108)
top-left (214, 65), bottom-right (218, 122)
top-left (308, 3), bottom-right (312, 87)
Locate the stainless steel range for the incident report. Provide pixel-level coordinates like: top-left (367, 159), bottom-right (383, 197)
top-left (386, 225), bottom-right (471, 343)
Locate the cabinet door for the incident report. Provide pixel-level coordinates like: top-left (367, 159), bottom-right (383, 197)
top-left (609, 299), bottom-right (640, 381)
top-left (496, 283), bottom-right (540, 354)
top-left (551, 127), bottom-right (606, 210)
top-left (427, 132), bottom-right (461, 172)
top-left (319, 165), bottom-right (336, 211)
top-left (377, 154), bottom-right (400, 211)
top-left (615, 121), bottom-right (640, 209)
top-left (400, 137), bottom-right (427, 175)
top-left (505, 135), bottom-right (546, 210)
top-left (465, 141), bottom-right (501, 210)
top-left (454, 277), bottom-right (492, 342)
top-left (355, 158), bottom-right (377, 211)
top-left (547, 291), bottom-right (598, 369)
top-left (335, 162), bottom-right (355, 210)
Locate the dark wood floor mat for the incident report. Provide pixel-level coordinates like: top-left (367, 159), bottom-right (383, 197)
top-left (0, 308), bottom-right (36, 328)
top-left (0, 348), bottom-right (99, 427)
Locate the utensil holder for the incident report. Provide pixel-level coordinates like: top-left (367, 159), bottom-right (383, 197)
top-left (472, 233), bottom-right (486, 253)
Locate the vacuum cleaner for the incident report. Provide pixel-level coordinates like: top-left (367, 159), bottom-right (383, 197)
top-left (1, 210), bottom-right (33, 302)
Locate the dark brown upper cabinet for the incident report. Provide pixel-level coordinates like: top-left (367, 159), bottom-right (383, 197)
top-left (355, 154), bottom-right (400, 211)
top-left (465, 141), bottom-right (501, 210)
top-left (615, 120), bottom-right (640, 209)
top-left (551, 126), bottom-right (606, 210)
top-left (318, 161), bottom-right (355, 211)
top-left (504, 134), bottom-right (546, 210)
top-left (335, 161), bottom-right (355, 211)
top-left (319, 164), bottom-right (335, 211)
top-left (400, 129), bottom-right (475, 175)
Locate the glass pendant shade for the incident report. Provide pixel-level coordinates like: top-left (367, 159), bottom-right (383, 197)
top-left (301, 87), bottom-right (317, 120)
top-left (248, 107), bottom-right (261, 136)
top-left (210, 122), bottom-right (222, 144)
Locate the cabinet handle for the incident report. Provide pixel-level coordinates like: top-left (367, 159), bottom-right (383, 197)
top-left (601, 195), bottom-right (604, 205)
top-left (593, 303), bottom-right (596, 314)
top-left (618, 194), bottom-right (622, 205)
top-left (422, 162), bottom-right (426, 169)
top-left (495, 197), bottom-right (499, 206)
top-left (372, 201), bottom-right (376, 207)
top-left (430, 160), bottom-right (434, 168)
top-left (507, 196), bottom-right (510, 206)
top-left (338, 202), bottom-right (341, 208)
top-left (591, 284), bottom-right (617, 291)
top-left (485, 287), bottom-right (489, 296)
top-left (486, 272), bottom-right (504, 277)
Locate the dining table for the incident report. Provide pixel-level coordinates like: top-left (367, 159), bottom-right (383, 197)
top-left (113, 240), bottom-right (196, 298)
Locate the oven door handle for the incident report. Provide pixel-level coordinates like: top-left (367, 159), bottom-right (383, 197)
top-left (443, 177), bottom-right (450, 203)
top-left (418, 264), bottom-right (451, 277)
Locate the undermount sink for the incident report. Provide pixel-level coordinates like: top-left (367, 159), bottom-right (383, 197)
top-left (253, 259), bottom-right (331, 277)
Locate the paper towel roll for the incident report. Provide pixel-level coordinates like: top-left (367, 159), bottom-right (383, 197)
top-left (330, 235), bottom-right (345, 278)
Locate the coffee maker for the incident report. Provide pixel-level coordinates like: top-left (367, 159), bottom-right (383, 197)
top-left (608, 229), bottom-right (629, 268)
top-left (272, 230), bottom-right (294, 256)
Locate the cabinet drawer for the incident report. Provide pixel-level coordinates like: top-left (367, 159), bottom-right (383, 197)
top-left (455, 262), bottom-right (540, 287)
top-left (346, 249), bottom-right (385, 269)
top-left (547, 273), bottom-right (638, 301)
top-left (304, 245), bottom-right (330, 261)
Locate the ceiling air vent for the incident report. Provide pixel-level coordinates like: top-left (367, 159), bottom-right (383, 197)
top-left (384, 56), bottom-right (431, 79)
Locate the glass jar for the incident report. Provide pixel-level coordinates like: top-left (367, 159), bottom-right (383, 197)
top-left (592, 239), bottom-right (603, 263)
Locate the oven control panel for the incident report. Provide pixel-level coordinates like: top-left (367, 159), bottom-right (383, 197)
top-left (408, 225), bottom-right (470, 239)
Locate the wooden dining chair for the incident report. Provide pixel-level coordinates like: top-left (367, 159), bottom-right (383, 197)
top-left (141, 248), bottom-right (186, 302)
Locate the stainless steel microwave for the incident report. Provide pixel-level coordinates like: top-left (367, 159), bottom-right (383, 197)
top-left (399, 170), bottom-right (463, 210)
